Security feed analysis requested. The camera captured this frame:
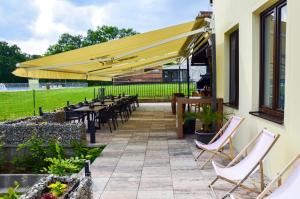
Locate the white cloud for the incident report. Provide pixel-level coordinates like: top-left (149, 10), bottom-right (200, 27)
top-left (7, 38), bottom-right (51, 55)
top-left (2, 0), bottom-right (210, 55)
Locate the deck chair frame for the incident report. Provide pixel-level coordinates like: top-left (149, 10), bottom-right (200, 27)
top-left (195, 116), bottom-right (245, 169)
top-left (208, 129), bottom-right (280, 199)
top-left (255, 153), bottom-right (300, 199)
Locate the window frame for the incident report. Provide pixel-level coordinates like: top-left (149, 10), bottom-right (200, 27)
top-left (228, 29), bottom-right (239, 108)
top-left (259, 0), bottom-right (287, 121)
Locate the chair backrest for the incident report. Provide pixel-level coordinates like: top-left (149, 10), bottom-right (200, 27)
top-left (230, 129), bottom-right (278, 178)
top-left (264, 155), bottom-right (300, 199)
top-left (212, 116), bottom-right (244, 147)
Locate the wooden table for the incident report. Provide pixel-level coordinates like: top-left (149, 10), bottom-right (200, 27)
top-left (176, 97), bottom-right (223, 139)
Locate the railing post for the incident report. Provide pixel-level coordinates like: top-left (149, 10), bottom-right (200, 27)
top-left (33, 89), bottom-right (36, 116)
top-left (84, 160), bottom-right (91, 176)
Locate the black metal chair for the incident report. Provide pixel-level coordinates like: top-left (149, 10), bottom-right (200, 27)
top-left (64, 106), bottom-right (85, 123)
top-left (95, 106), bottom-right (114, 133)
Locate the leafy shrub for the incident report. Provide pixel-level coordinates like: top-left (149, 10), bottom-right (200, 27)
top-left (47, 139), bottom-right (65, 159)
top-left (0, 181), bottom-right (19, 199)
top-left (71, 141), bottom-right (105, 162)
top-left (13, 135), bottom-right (47, 173)
top-left (43, 157), bottom-right (84, 176)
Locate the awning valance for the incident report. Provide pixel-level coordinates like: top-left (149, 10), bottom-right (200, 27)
top-left (13, 17), bottom-right (210, 81)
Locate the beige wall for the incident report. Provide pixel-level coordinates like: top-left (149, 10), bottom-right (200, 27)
top-left (213, 0), bottom-right (300, 178)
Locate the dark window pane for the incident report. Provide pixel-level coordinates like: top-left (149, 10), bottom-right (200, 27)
top-left (229, 30), bottom-right (239, 107)
top-left (263, 12), bottom-right (275, 108)
top-left (278, 5), bottom-right (287, 110)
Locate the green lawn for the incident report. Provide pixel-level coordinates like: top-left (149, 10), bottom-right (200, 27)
top-left (0, 83), bottom-right (194, 121)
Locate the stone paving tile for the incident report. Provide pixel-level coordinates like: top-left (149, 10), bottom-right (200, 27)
top-left (100, 191), bottom-right (137, 199)
top-left (139, 177), bottom-right (173, 191)
top-left (90, 103), bottom-right (261, 199)
top-left (141, 166), bottom-right (171, 177)
top-left (137, 191), bottom-right (174, 199)
top-left (105, 177), bottom-right (140, 191)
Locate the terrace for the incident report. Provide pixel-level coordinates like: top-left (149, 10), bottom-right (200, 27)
top-left (88, 103), bottom-right (261, 199)
top-left (0, 6), bottom-right (293, 199)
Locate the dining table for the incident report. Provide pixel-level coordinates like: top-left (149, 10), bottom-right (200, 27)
top-left (74, 105), bottom-right (106, 143)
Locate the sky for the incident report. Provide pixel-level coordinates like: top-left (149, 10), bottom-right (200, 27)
top-left (0, 0), bottom-right (211, 55)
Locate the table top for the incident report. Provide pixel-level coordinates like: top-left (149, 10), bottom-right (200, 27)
top-left (93, 101), bottom-right (114, 106)
top-left (104, 98), bottom-right (123, 102)
top-left (74, 106), bottom-right (106, 112)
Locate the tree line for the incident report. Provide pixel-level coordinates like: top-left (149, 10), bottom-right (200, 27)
top-left (0, 25), bottom-right (138, 83)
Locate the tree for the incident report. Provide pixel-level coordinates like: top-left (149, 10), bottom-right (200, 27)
top-left (45, 33), bottom-right (83, 55)
top-left (0, 41), bottom-right (29, 83)
top-left (45, 26), bottom-right (138, 55)
top-left (82, 25), bottom-right (138, 46)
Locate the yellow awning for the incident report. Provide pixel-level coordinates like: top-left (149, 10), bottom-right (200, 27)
top-left (13, 17), bottom-right (209, 81)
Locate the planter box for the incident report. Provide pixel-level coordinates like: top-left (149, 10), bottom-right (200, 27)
top-left (20, 175), bottom-right (92, 199)
top-left (183, 119), bottom-right (196, 134)
top-left (0, 174), bottom-right (47, 195)
top-left (195, 130), bottom-right (216, 144)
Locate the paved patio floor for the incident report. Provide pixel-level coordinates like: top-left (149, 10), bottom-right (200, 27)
top-left (88, 103), bottom-right (261, 199)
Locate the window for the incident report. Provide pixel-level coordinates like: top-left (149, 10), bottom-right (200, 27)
top-left (259, 0), bottom-right (287, 122)
top-left (229, 29), bottom-right (239, 108)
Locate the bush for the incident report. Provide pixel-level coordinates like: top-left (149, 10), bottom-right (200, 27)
top-left (0, 181), bottom-right (19, 199)
top-left (43, 157), bottom-right (84, 176)
top-left (10, 135), bottom-right (105, 174)
top-left (13, 135), bottom-right (48, 173)
top-left (71, 141), bottom-right (105, 162)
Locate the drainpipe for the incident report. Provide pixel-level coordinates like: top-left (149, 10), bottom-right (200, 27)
top-left (187, 56), bottom-right (190, 98)
top-left (211, 33), bottom-right (217, 112)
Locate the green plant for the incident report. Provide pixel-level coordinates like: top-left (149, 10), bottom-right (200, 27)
top-left (12, 135), bottom-right (47, 172)
top-left (48, 182), bottom-right (68, 197)
top-left (184, 105), bottom-right (229, 132)
top-left (0, 181), bottom-right (19, 199)
top-left (47, 139), bottom-right (65, 159)
top-left (71, 141), bottom-right (105, 162)
top-left (43, 157), bottom-right (84, 176)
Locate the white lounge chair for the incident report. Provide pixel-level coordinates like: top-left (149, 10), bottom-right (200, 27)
top-left (209, 129), bottom-right (280, 199)
top-left (194, 116), bottom-right (244, 169)
top-left (256, 153), bottom-right (300, 199)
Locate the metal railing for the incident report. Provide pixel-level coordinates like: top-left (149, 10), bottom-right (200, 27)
top-left (0, 81), bottom-right (196, 121)
top-left (0, 82), bottom-right (88, 91)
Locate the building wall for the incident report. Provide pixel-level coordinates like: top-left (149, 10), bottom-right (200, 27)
top-left (214, 0), bottom-right (300, 178)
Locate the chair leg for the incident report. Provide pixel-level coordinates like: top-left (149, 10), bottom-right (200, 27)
top-left (115, 115), bottom-right (119, 127)
top-left (199, 153), bottom-right (217, 170)
top-left (120, 112), bottom-right (124, 123)
top-left (112, 118), bottom-right (117, 130)
top-left (107, 121), bottom-right (112, 133)
top-left (195, 150), bottom-right (205, 161)
top-left (209, 176), bottom-right (219, 188)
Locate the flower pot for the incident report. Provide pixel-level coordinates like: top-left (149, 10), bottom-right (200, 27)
top-left (195, 130), bottom-right (216, 144)
top-left (183, 119), bottom-right (196, 134)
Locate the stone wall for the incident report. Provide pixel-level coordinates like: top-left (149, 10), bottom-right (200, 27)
top-left (0, 112), bottom-right (86, 146)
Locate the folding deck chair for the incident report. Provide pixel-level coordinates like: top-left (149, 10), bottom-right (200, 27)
top-left (256, 153), bottom-right (300, 199)
top-left (194, 116), bottom-right (244, 169)
top-left (209, 129), bottom-right (280, 199)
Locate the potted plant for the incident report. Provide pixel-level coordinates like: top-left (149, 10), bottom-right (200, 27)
top-left (184, 105), bottom-right (227, 144)
top-left (183, 113), bottom-right (196, 135)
